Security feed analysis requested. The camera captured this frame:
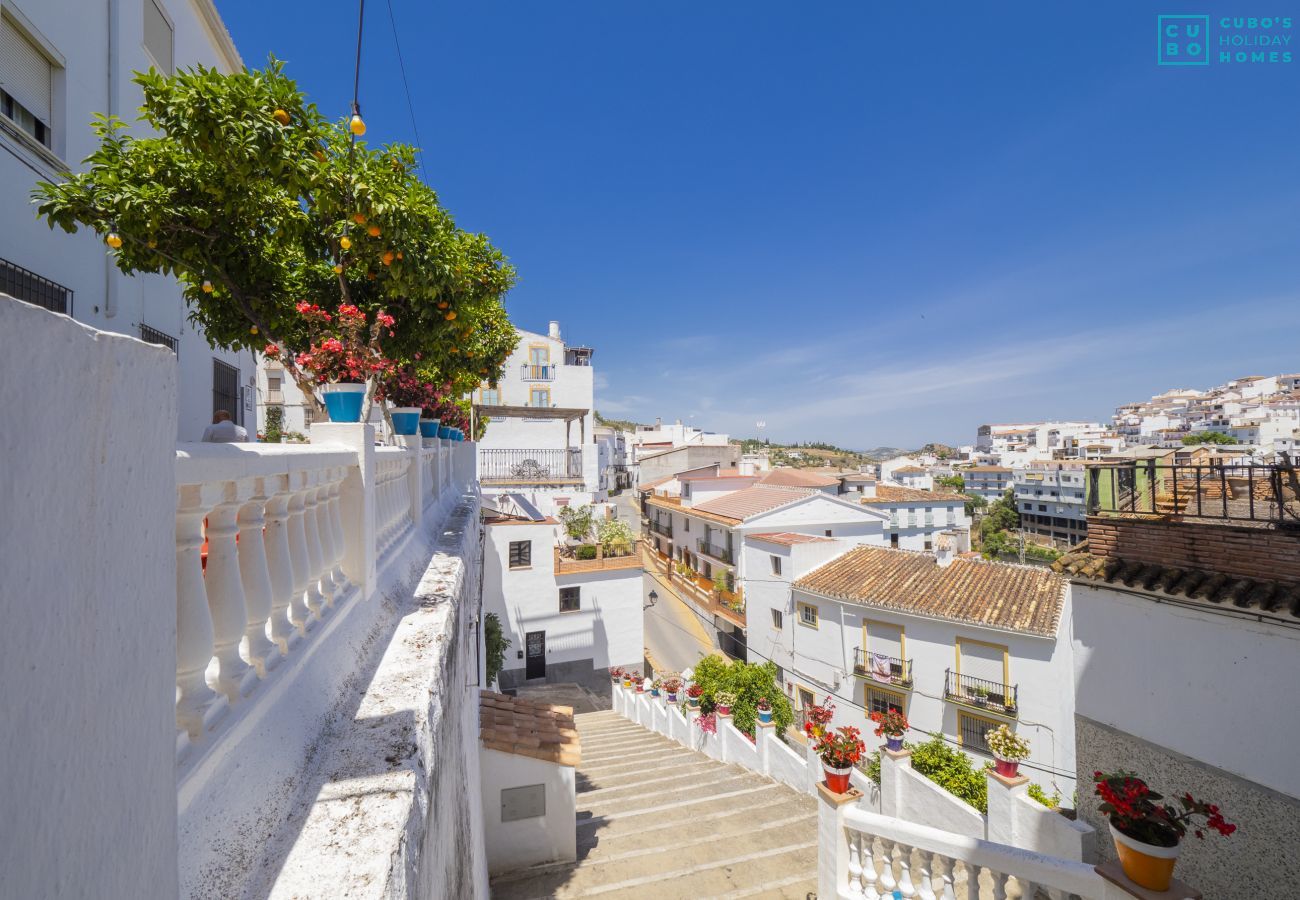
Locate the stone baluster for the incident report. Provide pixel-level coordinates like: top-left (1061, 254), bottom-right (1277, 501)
top-left (847, 831), bottom-right (863, 898)
top-left (263, 482), bottom-right (297, 652)
top-left (915, 849), bottom-right (938, 900)
top-left (176, 484), bottom-right (220, 740)
top-left (326, 468), bottom-right (349, 593)
top-left (877, 839), bottom-right (898, 898)
top-left (301, 474), bottom-right (328, 618)
top-left (860, 834), bottom-right (880, 900)
top-left (895, 845), bottom-right (915, 898)
top-left (237, 479), bottom-right (278, 676)
top-left (285, 476), bottom-right (314, 634)
top-left (987, 868), bottom-right (1008, 900)
top-left (934, 855), bottom-right (956, 900)
top-left (204, 483), bottom-right (253, 702)
top-left (311, 478), bottom-right (337, 604)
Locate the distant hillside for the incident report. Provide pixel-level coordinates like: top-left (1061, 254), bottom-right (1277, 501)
top-left (594, 411), bottom-right (646, 432)
top-left (732, 438), bottom-right (904, 469)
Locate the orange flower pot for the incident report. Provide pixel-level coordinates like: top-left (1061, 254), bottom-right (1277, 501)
top-left (1110, 823), bottom-right (1181, 891)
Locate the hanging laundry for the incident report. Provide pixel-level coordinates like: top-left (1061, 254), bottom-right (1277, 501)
top-left (871, 652), bottom-right (893, 684)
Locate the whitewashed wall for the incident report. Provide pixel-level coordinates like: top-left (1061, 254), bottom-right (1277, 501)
top-left (480, 750), bottom-right (577, 874)
top-left (0, 0), bottom-right (254, 442)
top-left (0, 297), bottom-right (179, 899)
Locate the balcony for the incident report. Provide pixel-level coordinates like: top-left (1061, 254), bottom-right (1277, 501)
top-left (944, 669), bottom-right (1019, 717)
top-left (554, 540), bottom-right (643, 575)
top-left (479, 447), bottom-right (583, 484)
top-left (852, 648), bottom-right (913, 687)
top-left (650, 519), bottom-right (673, 538)
top-left (1088, 459), bottom-right (1300, 527)
top-left (696, 538), bottom-right (734, 563)
top-left (520, 363), bottom-right (555, 381)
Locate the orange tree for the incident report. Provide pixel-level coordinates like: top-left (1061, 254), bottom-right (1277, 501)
top-left (34, 59), bottom-right (516, 409)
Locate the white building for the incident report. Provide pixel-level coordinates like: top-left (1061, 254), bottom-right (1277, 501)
top-left (475, 320), bottom-right (602, 513)
top-left (858, 483), bottom-right (971, 551)
top-left (627, 417), bottom-right (730, 464)
top-left (960, 465), bottom-right (1014, 504)
top-left (1013, 460), bottom-right (1088, 547)
top-left (1, 0), bottom-right (254, 440)
top-left (482, 494), bottom-right (642, 693)
top-left (763, 540), bottom-right (1077, 797)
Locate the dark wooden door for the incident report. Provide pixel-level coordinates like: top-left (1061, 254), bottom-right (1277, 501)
top-left (525, 631), bottom-right (546, 680)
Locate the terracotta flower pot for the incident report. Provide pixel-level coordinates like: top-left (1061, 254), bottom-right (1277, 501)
top-left (994, 755), bottom-right (1020, 778)
top-left (823, 764), bottom-right (852, 794)
top-left (1110, 823), bottom-right (1181, 891)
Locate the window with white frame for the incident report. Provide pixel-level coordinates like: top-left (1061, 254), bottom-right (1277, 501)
top-left (558, 586), bottom-right (580, 612)
top-left (770, 554), bottom-right (782, 575)
top-left (797, 601), bottom-right (818, 628)
top-left (508, 540), bottom-right (531, 569)
top-left (1, 14), bottom-right (54, 149)
top-left (142, 0), bottom-right (174, 73)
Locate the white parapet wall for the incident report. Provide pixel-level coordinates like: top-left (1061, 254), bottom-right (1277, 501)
top-left (0, 297), bottom-right (181, 900)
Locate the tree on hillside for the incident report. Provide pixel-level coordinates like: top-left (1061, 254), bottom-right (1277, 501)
top-left (34, 59), bottom-right (517, 411)
top-left (978, 489), bottom-right (1021, 559)
top-left (936, 474), bottom-right (965, 492)
top-left (1182, 431), bottom-right (1236, 445)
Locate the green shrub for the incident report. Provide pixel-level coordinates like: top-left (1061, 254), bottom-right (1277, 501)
top-left (484, 613), bottom-right (509, 686)
top-left (575, 544), bottom-right (598, 560)
top-left (908, 734), bottom-right (990, 813)
top-left (862, 750), bottom-right (882, 784)
top-left (1028, 782), bottom-right (1061, 809)
top-left (264, 405), bottom-right (284, 442)
top-left (688, 655), bottom-right (791, 737)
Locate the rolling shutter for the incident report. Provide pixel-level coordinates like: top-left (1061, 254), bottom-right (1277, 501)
top-left (0, 14), bottom-right (53, 124)
top-left (959, 640), bottom-right (1005, 684)
top-left (866, 622), bottom-right (903, 658)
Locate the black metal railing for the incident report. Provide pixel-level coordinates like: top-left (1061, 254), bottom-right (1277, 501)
top-left (1, 257), bottom-right (72, 315)
top-left (139, 323), bottom-right (178, 355)
top-left (1087, 460), bottom-right (1299, 526)
top-left (944, 670), bottom-right (1018, 717)
top-left (697, 539), bottom-right (734, 563)
top-left (521, 364), bottom-right (555, 381)
top-left (650, 520), bottom-right (673, 538)
top-left (853, 649), bottom-right (913, 687)
top-left (479, 447), bottom-right (582, 481)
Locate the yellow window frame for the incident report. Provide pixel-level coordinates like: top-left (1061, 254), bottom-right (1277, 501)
top-left (865, 685), bottom-right (906, 717)
top-left (954, 636), bottom-right (1010, 686)
top-left (957, 710), bottom-right (1002, 754)
top-left (861, 618), bottom-right (906, 658)
top-left (796, 601), bottom-right (819, 628)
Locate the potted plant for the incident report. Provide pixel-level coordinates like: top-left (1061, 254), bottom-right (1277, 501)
top-left (985, 725), bottom-right (1030, 778)
top-left (715, 691), bottom-right (736, 716)
top-left (288, 302), bottom-right (392, 423)
top-left (634, 675), bottom-right (645, 694)
top-left (815, 725), bottom-right (865, 794)
top-left (803, 699), bottom-right (835, 741)
top-left (970, 686), bottom-right (989, 708)
top-left (663, 678), bottom-right (682, 703)
top-left (1094, 771), bottom-right (1235, 890)
top-left (609, 666), bottom-right (623, 684)
top-left (651, 678), bottom-right (662, 698)
top-left (622, 671), bottom-right (635, 689)
top-left (377, 365), bottom-right (433, 436)
top-left (756, 696), bottom-right (773, 725)
top-left (869, 706), bottom-right (909, 752)
top-left (686, 683), bottom-right (703, 709)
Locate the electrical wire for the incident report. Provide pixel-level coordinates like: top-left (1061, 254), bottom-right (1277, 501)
top-left (384, 0), bottom-right (429, 184)
top-left (644, 571), bottom-right (1078, 784)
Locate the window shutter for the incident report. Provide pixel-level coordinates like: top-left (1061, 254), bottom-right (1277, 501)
top-left (866, 622), bottom-right (903, 658)
top-left (0, 15), bottom-right (52, 124)
top-left (960, 641), bottom-right (1004, 684)
top-left (143, 0), bottom-right (174, 73)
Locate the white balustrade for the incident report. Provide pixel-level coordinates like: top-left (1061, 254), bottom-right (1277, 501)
top-left (375, 450), bottom-right (414, 556)
top-left (173, 445), bottom-right (360, 759)
top-left (836, 807), bottom-right (1106, 900)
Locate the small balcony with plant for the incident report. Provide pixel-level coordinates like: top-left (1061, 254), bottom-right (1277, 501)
top-left (852, 648), bottom-right (913, 688)
top-left (696, 537), bottom-right (734, 564)
top-left (943, 669), bottom-right (1019, 717)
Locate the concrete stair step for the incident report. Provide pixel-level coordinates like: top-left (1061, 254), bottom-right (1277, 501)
top-left (577, 803), bottom-right (816, 864)
top-left (577, 758), bottom-right (717, 795)
top-left (576, 781), bottom-right (790, 834)
top-left (577, 769), bottom-right (760, 817)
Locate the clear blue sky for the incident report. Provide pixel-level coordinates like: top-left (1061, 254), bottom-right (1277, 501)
top-left (220, 1), bottom-right (1300, 449)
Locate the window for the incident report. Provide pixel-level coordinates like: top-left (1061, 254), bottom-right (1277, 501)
top-left (770, 608), bottom-right (783, 629)
top-left (770, 555), bottom-right (782, 576)
top-left (480, 385), bottom-right (501, 406)
top-left (142, 0), bottom-right (174, 73)
top-left (957, 711), bottom-right (1001, 755)
top-left (558, 586), bottom-right (580, 612)
top-left (212, 359), bottom-right (241, 424)
top-left (683, 518), bottom-right (690, 532)
top-left (266, 373), bottom-right (283, 403)
top-left (797, 601), bottom-right (818, 628)
top-left (682, 482), bottom-right (691, 499)
top-left (139, 323), bottom-right (177, 355)
top-left (866, 686), bottom-right (906, 717)
top-left (302, 405), bottom-right (314, 426)
top-left (1, 15), bottom-right (54, 148)
top-left (957, 637), bottom-right (1008, 685)
top-left (824, 529), bottom-right (833, 537)
top-left (529, 387), bottom-right (549, 407)
top-left (529, 345), bottom-right (549, 367)
top-left (890, 533), bottom-right (899, 549)
top-left (508, 540), bottom-right (531, 569)
top-left (923, 538), bottom-right (932, 551)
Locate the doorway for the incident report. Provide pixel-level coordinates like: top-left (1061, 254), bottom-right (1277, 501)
top-left (525, 630), bottom-right (546, 680)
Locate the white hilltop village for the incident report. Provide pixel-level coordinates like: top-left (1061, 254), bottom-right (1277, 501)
top-left (2, 2), bottom-right (1298, 899)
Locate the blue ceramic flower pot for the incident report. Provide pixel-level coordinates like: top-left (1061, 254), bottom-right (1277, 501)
top-left (390, 407), bottom-right (421, 436)
top-left (758, 710), bottom-right (773, 724)
top-left (886, 734), bottom-right (905, 752)
top-left (437, 425), bottom-right (452, 439)
top-left (321, 383), bottom-right (365, 423)
top-left (419, 418), bottom-right (440, 438)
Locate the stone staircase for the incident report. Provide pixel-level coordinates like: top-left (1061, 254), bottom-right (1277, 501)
top-left (490, 708), bottom-right (818, 900)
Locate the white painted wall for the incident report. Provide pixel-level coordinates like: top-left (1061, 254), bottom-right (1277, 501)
top-left (0, 0), bottom-right (254, 441)
top-left (480, 749), bottom-right (577, 874)
top-left (1073, 582), bottom-right (1300, 799)
top-left (0, 297), bottom-right (179, 899)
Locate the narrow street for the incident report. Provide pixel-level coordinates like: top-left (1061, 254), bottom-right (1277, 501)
top-left (642, 567), bottom-right (716, 674)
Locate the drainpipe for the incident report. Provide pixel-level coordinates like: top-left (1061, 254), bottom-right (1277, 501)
top-left (103, 0), bottom-right (120, 319)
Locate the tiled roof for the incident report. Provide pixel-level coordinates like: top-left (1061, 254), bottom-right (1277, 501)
top-left (1052, 542), bottom-right (1300, 618)
top-left (758, 468), bottom-right (842, 488)
top-left (636, 474), bottom-right (675, 493)
top-left (794, 545), bottom-right (1066, 637)
top-left (694, 486), bottom-right (812, 521)
top-left (748, 532), bottom-right (836, 546)
top-left (645, 494), bottom-right (743, 525)
top-left (862, 485), bottom-right (966, 504)
top-left (963, 466), bottom-right (1013, 473)
top-left (479, 691), bottom-right (581, 766)
top-left (892, 466), bottom-right (927, 474)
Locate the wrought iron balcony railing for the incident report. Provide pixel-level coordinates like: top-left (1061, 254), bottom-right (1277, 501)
top-left (1087, 459), bottom-right (1299, 526)
top-left (521, 364), bottom-right (555, 381)
top-left (944, 669), bottom-right (1018, 717)
top-left (479, 448), bottom-right (582, 482)
top-left (853, 649), bottom-right (913, 687)
top-left (696, 539), bottom-right (734, 563)
top-left (650, 520), bottom-right (673, 538)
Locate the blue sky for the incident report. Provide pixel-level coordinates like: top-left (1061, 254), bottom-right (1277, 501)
top-left (220, 1), bottom-right (1300, 448)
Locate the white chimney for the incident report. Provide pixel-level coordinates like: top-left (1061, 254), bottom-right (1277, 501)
top-left (860, 479), bottom-right (877, 499)
top-left (548, 320), bottom-right (561, 340)
top-left (935, 529), bottom-right (971, 567)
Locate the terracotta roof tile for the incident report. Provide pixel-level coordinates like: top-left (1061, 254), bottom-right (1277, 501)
top-left (963, 466), bottom-right (1013, 473)
top-left (891, 466), bottom-right (927, 474)
top-left (862, 486), bottom-right (967, 504)
top-left (678, 470), bottom-right (753, 482)
top-left (748, 532), bottom-right (837, 546)
top-left (645, 494), bottom-right (742, 525)
top-left (479, 691), bottom-right (581, 766)
top-left (693, 486), bottom-right (811, 521)
top-left (794, 545), bottom-right (1066, 637)
top-left (758, 468), bottom-right (841, 488)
